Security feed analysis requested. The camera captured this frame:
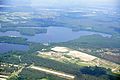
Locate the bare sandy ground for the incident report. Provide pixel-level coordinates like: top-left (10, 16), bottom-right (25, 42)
top-left (68, 51), bottom-right (97, 61)
top-left (0, 75), bottom-right (8, 80)
top-left (51, 46), bottom-right (97, 61)
top-left (51, 47), bottom-right (69, 53)
top-left (0, 75), bottom-right (8, 78)
top-left (0, 78), bottom-right (6, 80)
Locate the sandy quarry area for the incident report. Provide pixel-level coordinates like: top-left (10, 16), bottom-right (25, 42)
top-left (50, 47), bottom-right (97, 61)
top-left (51, 47), bottom-right (69, 53)
top-left (38, 46), bottom-right (120, 72)
top-left (68, 51), bottom-right (97, 61)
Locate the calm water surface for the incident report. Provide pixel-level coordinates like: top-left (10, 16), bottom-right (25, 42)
top-left (0, 27), bottom-right (111, 43)
top-left (0, 43), bottom-right (29, 53)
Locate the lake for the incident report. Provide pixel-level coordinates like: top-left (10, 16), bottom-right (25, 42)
top-left (0, 43), bottom-right (29, 53)
top-left (0, 27), bottom-right (111, 43)
top-left (0, 0), bottom-right (117, 53)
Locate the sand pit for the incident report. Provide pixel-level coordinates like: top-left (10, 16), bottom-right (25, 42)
top-left (51, 47), bottom-right (69, 53)
top-left (68, 51), bottom-right (97, 61)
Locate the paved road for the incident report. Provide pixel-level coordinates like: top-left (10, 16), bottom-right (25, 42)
top-left (30, 66), bottom-right (75, 79)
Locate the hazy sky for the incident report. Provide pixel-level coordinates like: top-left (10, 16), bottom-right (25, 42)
top-left (30, 0), bottom-right (118, 8)
top-left (1, 0), bottom-right (119, 8)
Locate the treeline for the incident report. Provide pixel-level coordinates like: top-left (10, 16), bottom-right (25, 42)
top-left (76, 66), bottom-right (120, 80)
top-left (56, 35), bottom-right (120, 48)
top-left (0, 36), bottom-right (28, 45)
